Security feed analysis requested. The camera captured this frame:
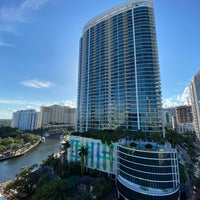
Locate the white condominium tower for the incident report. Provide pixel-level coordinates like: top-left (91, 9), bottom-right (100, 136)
top-left (11, 109), bottom-right (38, 131)
top-left (37, 105), bottom-right (76, 130)
top-left (77, 0), bottom-right (162, 135)
top-left (190, 70), bottom-right (200, 138)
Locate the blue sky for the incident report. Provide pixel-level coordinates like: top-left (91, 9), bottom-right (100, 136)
top-left (0, 0), bottom-right (200, 119)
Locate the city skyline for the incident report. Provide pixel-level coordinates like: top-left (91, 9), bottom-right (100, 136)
top-left (0, 0), bottom-right (200, 119)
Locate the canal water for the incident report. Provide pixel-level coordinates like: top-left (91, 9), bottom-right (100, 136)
top-left (0, 133), bottom-right (61, 183)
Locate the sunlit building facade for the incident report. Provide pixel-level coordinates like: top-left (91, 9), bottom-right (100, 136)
top-left (190, 70), bottom-right (200, 138)
top-left (11, 109), bottom-right (38, 130)
top-left (175, 105), bottom-right (193, 124)
top-left (37, 105), bottom-right (76, 130)
top-left (77, 0), bottom-right (162, 134)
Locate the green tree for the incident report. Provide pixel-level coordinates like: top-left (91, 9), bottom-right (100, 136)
top-left (151, 132), bottom-right (164, 143)
top-left (78, 146), bottom-right (88, 176)
top-left (134, 129), bottom-right (146, 141)
top-left (4, 165), bottom-right (37, 196)
top-left (1, 137), bottom-right (14, 147)
top-left (145, 143), bottom-right (153, 149)
top-left (4, 165), bottom-right (58, 198)
top-left (62, 140), bottom-right (70, 162)
top-left (0, 145), bottom-right (6, 152)
top-left (165, 129), bottom-right (179, 146)
top-left (30, 179), bottom-right (68, 200)
top-left (179, 164), bottom-right (187, 183)
top-left (92, 178), bottom-right (112, 200)
top-left (41, 154), bottom-right (61, 172)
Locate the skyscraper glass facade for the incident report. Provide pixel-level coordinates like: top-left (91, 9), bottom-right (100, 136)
top-left (77, 0), bottom-right (162, 134)
top-left (117, 142), bottom-right (180, 200)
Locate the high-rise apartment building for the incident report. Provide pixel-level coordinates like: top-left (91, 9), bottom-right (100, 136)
top-left (77, 0), bottom-right (162, 135)
top-left (163, 107), bottom-right (175, 128)
top-left (37, 105), bottom-right (76, 130)
top-left (175, 105), bottom-right (194, 134)
top-left (11, 109), bottom-right (38, 131)
top-left (175, 105), bottom-right (193, 124)
top-left (190, 70), bottom-right (200, 137)
top-left (75, 1), bottom-right (180, 199)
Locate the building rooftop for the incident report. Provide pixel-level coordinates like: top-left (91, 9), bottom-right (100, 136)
top-left (83, 0), bottom-right (153, 33)
top-left (118, 139), bottom-right (175, 152)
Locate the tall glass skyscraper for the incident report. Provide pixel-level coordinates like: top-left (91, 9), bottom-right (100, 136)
top-left (190, 70), bottom-right (200, 138)
top-left (77, 0), bottom-right (162, 135)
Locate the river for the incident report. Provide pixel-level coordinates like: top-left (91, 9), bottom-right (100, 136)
top-left (0, 133), bottom-right (61, 183)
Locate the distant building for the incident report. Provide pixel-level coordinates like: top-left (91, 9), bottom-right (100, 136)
top-left (37, 105), bottom-right (76, 130)
top-left (163, 108), bottom-right (175, 128)
top-left (68, 136), bottom-right (180, 200)
top-left (175, 105), bottom-right (193, 124)
top-left (174, 105), bottom-right (194, 134)
top-left (190, 70), bottom-right (200, 137)
top-left (176, 123), bottom-right (195, 134)
top-left (11, 109), bottom-right (38, 130)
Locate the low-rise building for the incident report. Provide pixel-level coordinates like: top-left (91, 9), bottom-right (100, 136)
top-left (68, 136), bottom-right (116, 175)
top-left (176, 123), bottom-right (195, 134)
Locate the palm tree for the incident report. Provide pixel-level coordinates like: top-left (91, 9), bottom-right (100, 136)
top-left (151, 132), bottom-right (163, 143)
top-left (63, 140), bottom-right (70, 162)
top-left (78, 146), bottom-right (88, 176)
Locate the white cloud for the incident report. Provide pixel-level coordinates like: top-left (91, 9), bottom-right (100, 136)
top-left (162, 97), bottom-right (179, 108)
top-left (0, 7), bottom-right (23, 22)
top-left (0, 0), bottom-right (53, 46)
top-left (176, 86), bottom-right (190, 105)
top-left (58, 100), bottom-right (76, 108)
top-left (0, 99), bottom-right (43, 106)
top-left (0, 110), bottom-right (13, 119)
top-left (20, 0), bottom-right (52, 11)
top-left (0, 0), bottom-right (52, 22)
top-left (0, 41), bottom-right (14, 47)
top-left (162, 86), bottom-right (190, 108)
top-left (178, 82), bottom-right (189, 86)
top-left (0, 23), bottom-right (20, 35)
top-left (21, 79), bottom-right (55, 88)
top-left (0, 99), bottom-right (27, 105)
top-left (0, 38), bottom-right (15, 47)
